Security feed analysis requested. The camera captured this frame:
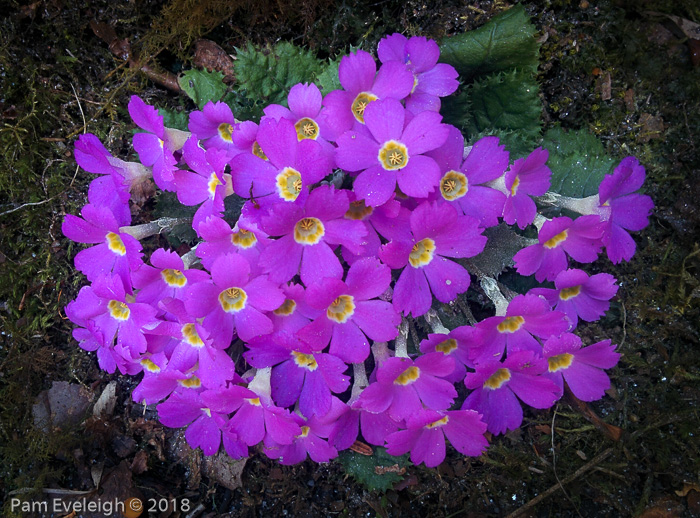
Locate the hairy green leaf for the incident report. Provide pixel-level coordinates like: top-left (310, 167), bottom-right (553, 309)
top-left (338, 447), bottom-right (409, 493)
top-left (543, 127), bottom-right (616, 197)
top-left (439, 5), bottom-right (539, 79)
top-left (159, 108), bottom-right (189, 131)
top-left (234, 42), bottom-right (323, 107)
top-left (470, 70), bottom-right (541, 140)
top-left (317, 57), bottom-right (341, 93)
top-left (463, 224), bottom-right (536, 279)
top-left (178, 69), bottom-right (227, 109)
top-left (440, 87), bottom-right (472, 133)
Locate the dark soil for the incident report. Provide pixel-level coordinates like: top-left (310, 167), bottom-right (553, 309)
top-left (1, 1), bottom-right (699, 517)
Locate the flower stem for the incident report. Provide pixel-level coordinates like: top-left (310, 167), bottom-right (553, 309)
top-left (119, 217), bottom-right (190, 240)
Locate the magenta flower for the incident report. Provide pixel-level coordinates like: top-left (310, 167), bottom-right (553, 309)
top-left (263, 82), bottom-right (335, 156)
top-left (269, 283), bottom-right (319, 337)
top-left (419, 325), bottom-right (483, 383)
top-left (335, 98), bottom-right (449, 207)
top-left (65, 273), bottom-right (158, 363)
top-left (513, 215), bottom-right (605, 282)
top-left (297, 258), bottom-right (400, 363)
top-left (62, 204), bottom-right (142, 291)
top-left (530, 269), bottom-right (618, 327)
top-left (230, 117), bottom-right (332, 207)
top-left (132, 248), bottom-right (208, 306)
top-left (157, 387), bottom-right (228, 456)
top-left (377, 34), bottom-right (459, 113)
top-left (257, 185), bottom-right (367, 286)
top-left (173, 136), bottom-right (230, 233)
top-left (185, 253), bottom-right (284, 344)
top-left (462, 350), bottom-right (560, 435)
top-left (196, 214), bottom-right (270, 272)
top-left (427, 130), bottom-right (509, 228)
top-left (385, 409), bottom-right (488, 467)
top-left (244, 333), bottom-right (350, 418)
top-left (598, 157), bottom-right (654, 263)
top-left (188, 101), bottom-right (246, 157)
top-left (358, 353), bottom-right (457, 420)
top-left (469, 294), bottom-right (570, 365)
top-left (263, 412), bottom-right (338, 465)
top-left (542, 333), bottom-right (620, 401)
top-left (321, 49), bottom-right (414, 139)
top-left (129, 96), bottom-right (183, 191)
top-left (379, 201), bottom-right (486, 317)
top-left (502, 148), bottom-right (551, 229)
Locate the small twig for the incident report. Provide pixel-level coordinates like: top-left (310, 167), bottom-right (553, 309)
top-left (71, 83), bottom-right (86, 134)
top-left (479, 276), bottom-right (509, 316)
top-left (456, 297), bottom-right (477, 325)
top-left (425, 309), bottom-right (449, 334)
top-left (119, 217), bottom-right (190, 240)
top-left (0, 198), bottom-right (55, 217)
top-left (619, 301), bottom-right (627, 349)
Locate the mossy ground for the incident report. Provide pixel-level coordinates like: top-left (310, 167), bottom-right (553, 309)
top-left (1, 1), bottom-right (698, 516)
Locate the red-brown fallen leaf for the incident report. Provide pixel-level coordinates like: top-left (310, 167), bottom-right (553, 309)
top-left (564, 388), bottom-right (624, 441)
top-left (638, 496), bottom-right (684, 518)
top-left (350, 440), bottom-right (373, 455)
top-left (374, 464), bottom-right (406, 475)
top-left (194, 39), bottom-right (235, 80)
top-left (689, 39), bottom-right (700, 67)
top-left (130, 450), bottom-right (149, 475)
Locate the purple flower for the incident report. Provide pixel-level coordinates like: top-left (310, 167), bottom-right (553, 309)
top-left (157, 387), bottom-right (228, 456)
top-left (173, 136), bottom-right (230, 233)
top-left (542, 333), bottom-right (620, 401)
top-left (66, 273), bottom-right (158, 365)
top-left (185, 253), bottom-right (284, 344)
top-left (502, 148), bottom-right (551, 229)
top-left (263, 412), bottom-right (338, 465)
top-left (463, 350), bottom-right (560, 435)
top-left (269, 283), bottom-right (319, 337)
top-left (379, 201), bottom-right (486, 317)
top-left (230, 117), bottom-right (332, 207)
top-left (321, 50), bottom-right (414, 139)
top-left (188, 101), bottom-right (245, 157)
top-left (427, 130), bottom-right (509, 228)
top-left (385, 409), bottom-right (488, 467)
top-left (513, 215), bottom-right (604, 282)
top-left (258, 185), bottom-right (367, 286)
top-left (196, 215), bottom-right (270, 272)
top-left (419, 325), bottom-right (482, 383)
top-left (530, 269), bottom-right (618, 327)
top-left (128, 96), bottom-right (184, 191)
top-left (358, 353), bottom-right (457, 420)
top-left (598, 157), bottom-right (654, 263)
top-left (377, 34), bottom-right (459, 113)
top-left (469, 294), bottom-right (570, 365)
top-left (244, 333), bottom-right (350, 418)
top-left (132, 248), bottom-right (208, 306)
top-left (335, 98), bottom-right (449, 207)
top-left (297, 258), bottom-right (400, 363)
top-left (62, 204), bottom-right (142, 291)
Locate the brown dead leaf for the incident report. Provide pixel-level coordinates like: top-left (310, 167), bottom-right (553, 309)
top-left (637, 113), bottom-right (665, 143)
top-left (624, 89), bottom-right (635, 112)
top-left (596, 71), bottom-right (611, 101)
top-left (565, 389), bottom-right (624, 441)
top-left (675, 482), bottom-right (700, 497)
top-left (130, 450), bottom-right (149, 475)
top-left (202, 451), bottom-right (248, 491)
top-left (374, 464), bottom-right (406, 476)
top-left (33, 381), bottom-right (94, 433)
top-left (535, 424), bottom-right (552, 435)
top-left (194, 39), bottom-right (235, 80)
top-left (350, 440), bottom-right (373, 456)
top-left (638, 497), bottom-right (684, 518)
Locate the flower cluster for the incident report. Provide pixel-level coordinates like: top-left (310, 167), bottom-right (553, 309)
top-left (63, 34), bottom-right (652, 467)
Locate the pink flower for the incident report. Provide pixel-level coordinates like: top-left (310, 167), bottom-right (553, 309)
top-left (502, 148), bottom-right (551, 229)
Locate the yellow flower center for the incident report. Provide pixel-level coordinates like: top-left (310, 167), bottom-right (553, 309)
top-left (409, 238), bottom-right (435, 268)
top-left (218, 123), bottom-right (233, 143)
top-left (544, 230), bottom-right (569, 249)
top-left (440, 170), bottom-right (468, 201)
top-left (273, 298), bottom-right (297, 316)
top-left (294, 117), bottom-right (319, 140)
top-left (394, 366), bottom-right (420, 385)
top-left (276, 167), bottom-right (303, 202)
top-left (351, 91), bottom-right (379, 123)
top-left (559, 285), bottom-right (581, 300)
top-left (108, 300), bottom-right (130, 320)
top-left (246, 397), bottom-right (261, 406)
top-left (548, 353), bottom-right (574, 372)
top-left (179, 376), bottom-right (202, 388)
top-left (161, 268), bottom-right (187, 287)
top-left (208, 173), bottom-right (222, 197)
top-left (435, 338), bottom-right (458, 354)
top-left (294, 217), bottom-right (325, 245)
top-left (252, 141), bottom-right (267, 160)
top-left (140, 358), bottom-right (161, 373)
top-left (378, 140), bottom-right (409, 170)
top-left (510, 176), bottom-right (520, 196)
top-left (497, 316), bottom-right (525, 333)
top-left (297, 425), bottom-right (311, 438)
top-left (231, 228), bottom-right (257, 249)
top-left (218, 287), bottom-right (247, 313)
top-left (106, 232), bottom-right (126, 255)
top-left (181, 323), bottom-right (204, 348)
top-left (426, 416), bottom-right (449, 429)
top-left (345, 199), bottom-right (374, 220)
top-left (326, 295), bottom-right (355, 323)
top-left (292, 351), bottom-right (318, 371)
top-left (484, 368), bottom-right (511, 390)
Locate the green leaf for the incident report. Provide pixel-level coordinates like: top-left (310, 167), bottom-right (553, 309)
top-left (463, 224), bottom-right (536, 279)
top-left (338, 447), bottom-right (409, 493)
top-left (470, 70), bottom-right (542, 140)
top-left (178, 69), bottom-right (227, 109)
top-left (439, 87), bottom-right (472, 133)
top-left (234, 42), bottom-right (323, 107)
top-left (159, 108), bottom-right (189, 131)
top-left (316, 57), bottom-right (341, 93)
top-left (542, 127), bottom-right (616, 197)
top-left (439, 4), bottom-right (539, 80)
